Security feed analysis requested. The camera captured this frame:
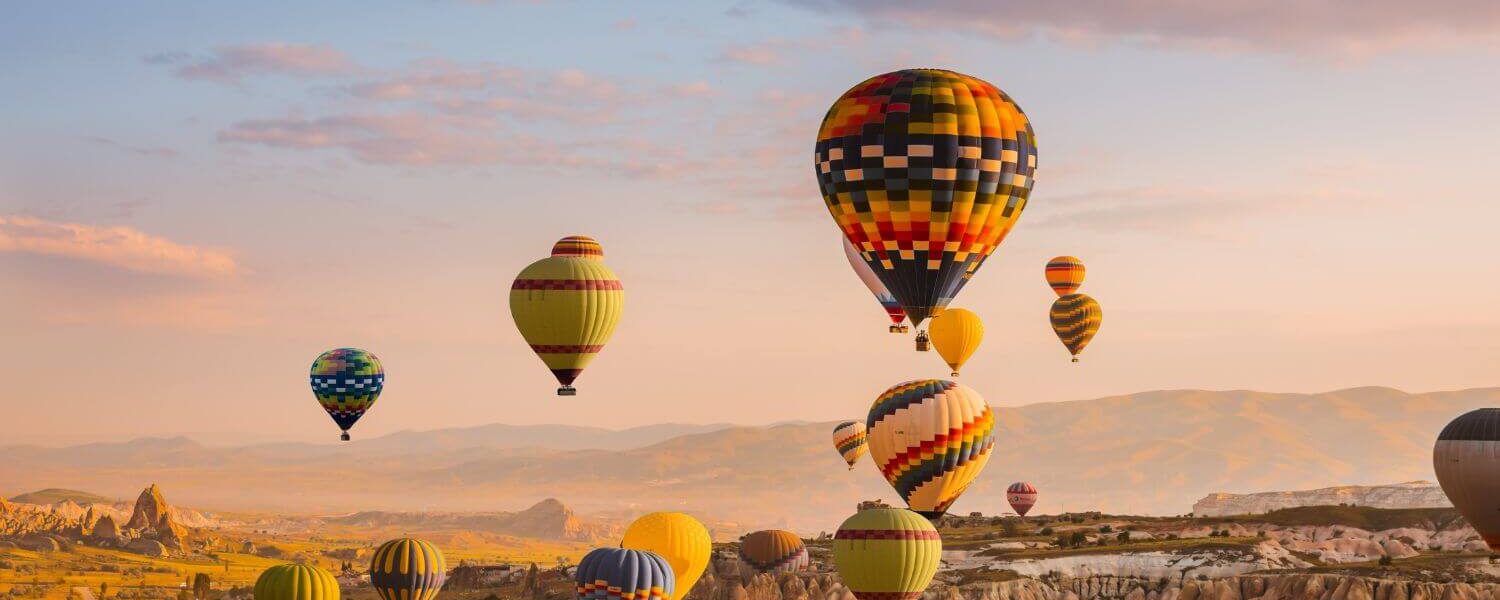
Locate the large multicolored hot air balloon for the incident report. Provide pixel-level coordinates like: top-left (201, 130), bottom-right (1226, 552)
top-left (254, 564), bottom-right (339, 600)
top-left (510, 236), bottom-right (624, 396)
top-left (310, 348), bottom-right (383, 441)
top-left (867, 380), bottom-right (995, 519)
top-left (1045, 256), bottom-right (1085, 297)
top-left (369, 538), bottom-right (446, 600)
top-left (1006, 482), bottom-right (1038, 516)
top-left (739, 530), bottom-right (808, 574)
top-left (928, 308), bottom-right (983, 376)
top-left (843, 237), bottom-right (908, 333)
top-left (621, 512), bottom-right (711, 600)
top-left (832, 420), bottom-right (869, 469)
top-left (1049, 293), bottom-right (1102, 362)
top-left (576, 548), bottom-right (674, 600)
top-left (815, 68), bottom-right (1038, 330)
top-left (832, 508), bottom-right (941, 600)
top-left (1434, 409), bottom-right (1500, 551)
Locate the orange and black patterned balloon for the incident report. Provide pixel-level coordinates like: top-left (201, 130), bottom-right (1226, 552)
top-left (1045, 256), bottom-right (1085, 296)
top-left (815, 69), bottom-right (1038, 327)
top-left (1049, 293), bottom-right (1101, 362)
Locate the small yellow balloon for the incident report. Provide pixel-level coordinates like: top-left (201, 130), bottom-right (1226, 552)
top-left (929, 308), bottom-right (984, 376)
top-left (621, 512), bottom-right (711, 600)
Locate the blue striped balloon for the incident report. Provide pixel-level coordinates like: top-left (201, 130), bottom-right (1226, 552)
top-left (576, 548), bottom-right (675, 600)
top-left (369, 538), bottom-right (446, 600)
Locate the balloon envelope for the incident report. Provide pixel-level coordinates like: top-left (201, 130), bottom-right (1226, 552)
top-left (576, 548), bottom-right (674, 600)
top-left (1434, 408), bottom-right (1500, 551)
top-left (867, 380), bottom-right (995, 518)
top-left (254, 565), bottom-right (339, 600)
top-left (832, 508), bottom-right (941, 600)
top-left (370, 538), bottom-right (446, 600)
top-left (1049, 293), bottom-right (1102, 361)
top-left (816, 68), bottom-right (1038, 327)
top-left (621, 512), bottom-right (711, 600)
top-left (928, 308), bottom-right (983, 376)
top-left (1045, 256), bottom-right (1085, 297)
top-left (739, 530), bottom-right (808, 574)
top-left (310, 348), bottom-right (383, 440)
top-left (1006, 482), bottom-right (1038, 516)
top-left (510, 236), bottom-right (624, 394)
top-left (843, 237), bottom-right (907, 329)
top-left (833, 420), bottom-right (869, 469)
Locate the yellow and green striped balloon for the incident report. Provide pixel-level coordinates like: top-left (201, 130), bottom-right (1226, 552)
top-left (832, 508), bottom-right (941, 600)
top-left (253, 565), bottom-right (339, 600)
top-left (510, 236), bottom-right (624, 396)
top-left (370, 538), bottom-right (446, 600)
top-left (1049, 293), bottom-right (1102, 362)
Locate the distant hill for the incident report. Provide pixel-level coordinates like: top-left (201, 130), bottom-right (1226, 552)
top-left (9, 488), bottom-right (117, 505)
top-left (1193, 481), bottom-right (1452, 517)
top-left (0, 387), bottom-right (1494, 532)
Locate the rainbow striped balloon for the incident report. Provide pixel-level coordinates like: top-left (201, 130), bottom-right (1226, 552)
top-left (833, 420), bottom-right (869, 469)
top-left (866, 380), bottom-right (994, 518)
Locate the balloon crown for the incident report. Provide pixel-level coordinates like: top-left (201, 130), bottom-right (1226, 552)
top-left (552, 235), bottom-right (604, 259)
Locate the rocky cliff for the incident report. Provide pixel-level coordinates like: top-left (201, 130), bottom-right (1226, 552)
top-left (1193, 483), bottom-right (1452, 517)
top-left (0, 482), bottom-right (192, 553)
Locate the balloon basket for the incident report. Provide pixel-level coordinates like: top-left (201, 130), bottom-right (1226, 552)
top-left (889, 325), bottom-right (902, 333)
top-left (340, 431), bottom-right (350, 442)
top-left (1071, 357), bottom-right (1079, 363)
top-left (951, 372), bottom-right (960, 377)
top-left (557, 385), bottom-right (577, 396)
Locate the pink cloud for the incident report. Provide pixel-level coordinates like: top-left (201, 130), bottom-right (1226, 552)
top-left (783, 0), bottom-right (1500, 57)
top-left (217, 113), bottom-right (505, 166)
top-left (716, 27), bottom-right (866, 65)
top-left (0, 215), bottom-right (237, 278)
top-left (168, 43), bottom-right (353, 82)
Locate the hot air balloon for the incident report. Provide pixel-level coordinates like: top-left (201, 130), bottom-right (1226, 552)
top-left (929, 308), bottom-right (983, 376)
top-left (867, 380), bottom-right (995, 519)
top-left (254, 565), bottom-right (339, 600)
top-left (369, 538), bottom-right (446, 600)
top-left (1050, 293), bottom-right (1101, 362)
top-left (833, 420), bottom-right (869, 469)
top-left (1006, 482), bottom-right (1038, 516)
top-left (510, 236), bottom-right (624, 396)
top-left (621, 512), bottom-right (711, 600)
top-left (1434, 409), bottom-right (1500, 551)
top-left (576, 548), bottom-right (674, 600)
top-left (1045, 256), bottom-right (1085, 297)
top-left (739, 530), bottom-right (808, 574)
top-left (843, 237), bottom-right (908, 333)
top-left (832, 508), bottom-right (941, 600)
top-left (815, 69), bottom-right (1038, 334)
top-left (310, 348), bottom-right (383, 441)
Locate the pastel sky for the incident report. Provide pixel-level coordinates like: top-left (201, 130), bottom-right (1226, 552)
top-left (3, 1), bottom-right (1498, 445)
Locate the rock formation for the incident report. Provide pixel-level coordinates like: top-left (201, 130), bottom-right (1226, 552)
top-left (1192, 482), bottom-right (1451, 517)
top-left (126, 484), bottom-right (170, 530)
top-left (90, 515), bottom-right (120, 541)
top-left (125, 538), bottom-right (168, 557)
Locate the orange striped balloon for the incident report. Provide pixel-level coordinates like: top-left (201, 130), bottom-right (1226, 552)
top-left (1045, 256), bottom-right (1085, 296)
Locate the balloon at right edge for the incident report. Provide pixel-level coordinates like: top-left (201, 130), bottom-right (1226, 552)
top-left (867, 380), bottom-right (995, 519)
top-left (832, 508), bottom-right (941, 600)
top-left (1050, 293), bottom-right (1102, 362)
top-left (815, 68), bottom-right (1038, 328)
top-left (1434, 409), bottom-right (1500, 551)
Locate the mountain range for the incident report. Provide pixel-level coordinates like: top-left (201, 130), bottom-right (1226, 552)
top-left (1, 386), bottom-right (1494, 532)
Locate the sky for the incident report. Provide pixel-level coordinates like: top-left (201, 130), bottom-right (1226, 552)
top-left (2, 1), bottom-right (1498, 445)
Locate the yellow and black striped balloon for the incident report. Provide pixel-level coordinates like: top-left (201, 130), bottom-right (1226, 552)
top-left (369, 538), bottom-right (446, 600)
top-left (1049, 293), bottom-right (1101, 362)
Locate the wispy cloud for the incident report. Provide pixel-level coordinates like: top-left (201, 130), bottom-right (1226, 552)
top-left (716, 27), bottom-right (865, 65)
top-left (82, 136), bottom-right (177, 158)
top-left (154, 43), bottom-right (354, 82)
top-left (0, 215), bottom-right (237, 278)
top-left (781, 0), bottom-right (1500, 58)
